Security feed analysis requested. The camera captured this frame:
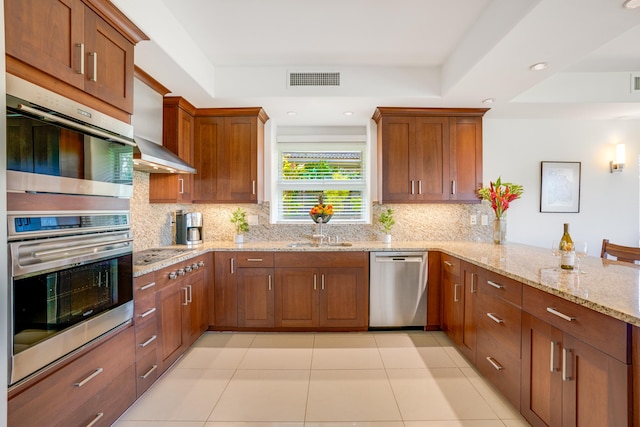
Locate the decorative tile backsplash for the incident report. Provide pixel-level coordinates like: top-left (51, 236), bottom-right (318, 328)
top-left (131, 172), bottom-right (493, 251)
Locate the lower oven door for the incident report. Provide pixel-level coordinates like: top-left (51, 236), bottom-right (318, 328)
top-left (9, 230), bottom-right (133, 385)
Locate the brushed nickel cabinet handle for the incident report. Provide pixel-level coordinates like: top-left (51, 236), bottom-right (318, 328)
top-left (454, 283), bottom-right (461, 302)
top-left (487, 280), bottom-right (504, 289)
top-left (418, 180), bottom-right (422, 195)
top-left (471, 273), bottom-right (477, 293)
top-left (562, 348), bottom-right (572, 381)
top-left (550, 341), bottom-right (559, 372)
top-left (231, 258), bottom-right (235, 274)
top-left (140, 364), bottom-right (158, 380)
top-left (486, 356), bottom-right (504, 371)
top-left (187, 285), bottom-right (193, 303)
top-left (85, 412), bottom-right (104, 427)
top-left (247, 258), bottom-right (263, 262)
top-left (88, 51), bottom-right (98, 82)
top-left (443, 261), bottom-right (453, 267)
top-left (314, 274), bottom-right (317, 290)
top-left (321, 274), bottom-right (325, 290)
top-left (139, 281), bottom-right (156, 291)
top-left (178, 178), bottom-right (184, 194)
top-left (75, 43), bottom-right (84, 74)
top-left (252, 180), bottom-right (256, 195)
top-left (546, 307), bottom-right (575, 322)
top-left (139, 308), bottom-right (156, 318)
top-left (451, 180), bottom-right (456, 195)
top-left (486, 312), bottom-right (503, 324)
top-left (268, 274), bottom-right (272, 291)
top-left (182, 287), bottom-right (189, 306)
top-left (140, 335), bottom-right (157, 348)
top-left (74, 368), bottom-right (103, 387)
top-left (411, 180), bottom-right (415, 195)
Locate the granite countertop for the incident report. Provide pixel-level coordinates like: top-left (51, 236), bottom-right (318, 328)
top-left (133, 240), bottom-right (640, 328)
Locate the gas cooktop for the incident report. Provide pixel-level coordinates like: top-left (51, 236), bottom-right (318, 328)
top-left (133, 247), bottom-right (197, 266)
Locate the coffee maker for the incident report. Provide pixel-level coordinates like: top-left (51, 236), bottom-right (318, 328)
top-left (175, 211), bottom-right (203, 245)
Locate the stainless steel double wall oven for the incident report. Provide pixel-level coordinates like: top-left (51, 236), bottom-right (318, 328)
top-left (6, 74), bottom-right (136, 385)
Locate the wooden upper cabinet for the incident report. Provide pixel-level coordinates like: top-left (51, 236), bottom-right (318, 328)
top-left (4, 0), bottom-right (147, 118)
top-left (193, 108), bottom-right (269, 204)
top-left (149, 97), bottom-right (196, 203)
top-left (373, 107), bottom-right (487, 203)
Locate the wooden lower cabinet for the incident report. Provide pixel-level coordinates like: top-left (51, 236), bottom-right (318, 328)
top-left (133, 272), bottom-right (159, 396)
top-left (238, 267), bottom-right (275, 327)
top-left (275, 267), bottom-right (318, 328)
top-left (214, 252), bottom-right (239, 328)
top-left (8, 325), bottom-right (136, 427)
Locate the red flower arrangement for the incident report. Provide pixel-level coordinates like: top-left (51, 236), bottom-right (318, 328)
top-left (478, 177), bottom-right (524, 219)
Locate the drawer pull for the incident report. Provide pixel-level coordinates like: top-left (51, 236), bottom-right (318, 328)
top-left (471, 273), bottom-right (477, 293)
top-left (443, 261), bottom-right (453, 267)
top-left (74, 368), bottom-right (103, 387)
top-left (550, 341), bottom-right (559, 372)
top-left (247, 258), bottom-right (263, 262)
top-left (182, 287), bottom-right (189, 306)
top-left (140, 364), bottom-right (158, 380)
top-left (86, 412), bottom-right (104, 427)
top-left (487, 280), bottom-right (504, 289)
top-left (139, 307), bottom-right (156, 318)
top-left (454, 283), bottom-right (461, 302)
top-left (314, 274), bottom-right (317, 290)
top-left (546, 307), bottom-right (575, 322)
top-left (486, 356), bottom-right (504, 371)
top-left (140, 335), bottom-right (157, 348)
top-left (187, 284), bottom-right (193, 303)
top-left (562, 348), bottom-right (573, 381)
top-left (486, 312), bottom-right (503, 324)
top-left (268, 274), bottom-right (272, 291)
top-left (139, 281), bottom-right (156, 291)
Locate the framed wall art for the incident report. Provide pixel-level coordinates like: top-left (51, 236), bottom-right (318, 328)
top-left (540, 161), bottom-right (581, 213)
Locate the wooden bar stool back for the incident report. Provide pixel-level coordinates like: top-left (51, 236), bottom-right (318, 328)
top-left (600, 239), bottom-right (640, 264)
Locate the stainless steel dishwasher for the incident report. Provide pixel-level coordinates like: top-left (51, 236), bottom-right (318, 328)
top-left (369, 251), bottom-right (428, 328)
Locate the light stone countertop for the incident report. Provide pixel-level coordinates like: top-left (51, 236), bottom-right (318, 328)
top-left (133, 240), bottom-right (640, 328)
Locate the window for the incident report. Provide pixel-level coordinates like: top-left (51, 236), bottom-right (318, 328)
top-left (275, 141), bottom-right (368, 223)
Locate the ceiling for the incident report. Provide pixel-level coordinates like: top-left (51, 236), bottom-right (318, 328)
top-left (113, 0), bottom-right (640, 127)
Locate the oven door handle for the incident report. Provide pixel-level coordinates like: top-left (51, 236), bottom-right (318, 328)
top-left (32, 238), bottom-right (133, 258)
top-left (17, 104), bottom-right (135, 147)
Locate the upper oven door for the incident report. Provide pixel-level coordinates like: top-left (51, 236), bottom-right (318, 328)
top-left (6, 74), bottom-right (135, 198)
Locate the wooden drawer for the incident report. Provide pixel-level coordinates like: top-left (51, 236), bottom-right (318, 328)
top-left (478, 269), bottom-right (522, 308)
top-left (476, 329), bottom-right (521, 410)
top-left (441, 253), bottom-right (461, 277)
top-left (8, 326), bottom-right (135, 427)
top-left (134, 272), bottom-right (157, 301)
top-left (136, 351), bottom-right (159, 397)
top-left (64, 364), bottom-right (136, 427)
top-left (275, 251), bottom-right (367, 268)
top-left (135, 318), bottom-right (158, 362)
top-left (522, 286), bottom-right (630, 363)
top-left (478, 292), bottom-right (522, 358)
top-left (134, 293), bottom-right (157, 327)
top-left (237, 252), bottom-right (274, 268)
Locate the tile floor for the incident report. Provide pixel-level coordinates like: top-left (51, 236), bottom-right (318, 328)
top-left (114, 331), bottom-right (531, 427)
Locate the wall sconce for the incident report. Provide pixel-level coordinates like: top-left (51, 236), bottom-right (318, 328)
top-left (611, 143), bottom-right (626, 173)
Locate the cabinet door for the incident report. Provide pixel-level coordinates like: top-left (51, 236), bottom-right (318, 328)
top-left (319, 267), bottom-right (367, 328)
top-left (237, 268), bottom-right (275, 328)
top-left (83, 7), bottom-right (135, 113)
top-left (460, 262), bottom-right (478, 363)
top-left (218, 116), bottom-right (259, 202)
top-left (521, 312), bottom-right (565, 427)
top-left (185, 267), bottom-right (208, 345)
top-left (379, 116), bottom-right (415, 202)
top-left (414, 117), bottom-right (449, 201)
top-left (214, 252), bottom-right (238, 328)
top-left (562, 333), bottom-right (631, 427)
top-left (440, 256), bottom-right (460, 336)
top-left (156, 279), bottom-right (187, 374)
top-left (449, 117), bottom-right (482, 201)
top-left (275, 268), bottom-right (318, 328)
top-left (5, 0), bottom-right (85, 90)
top-left (193, 116), bottom-right (224, 202)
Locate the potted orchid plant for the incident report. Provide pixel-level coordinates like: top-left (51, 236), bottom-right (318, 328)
top-left (478, 177), bottom-right (523, 244)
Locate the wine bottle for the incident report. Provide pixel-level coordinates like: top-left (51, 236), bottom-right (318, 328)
top-left (559, 223), bottom-right (575, 270)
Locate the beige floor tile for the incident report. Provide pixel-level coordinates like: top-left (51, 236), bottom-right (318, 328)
top-left (121, 369), bottom-right (234, 421)
top-left (250, 332), bottom-right (315, 348)
top-left (114, 422), bottom-right (205, 427)
top-left (205, 423), bottom-right (304, 427)
top-left (459, 367), bottom-right (523, 420)
top-left (238, 333), bottom-right (314, 369)
top-left (305, 423), bottom-right (404, 427)
top-left (305, 369), bottom-right (402, 422)
top-left (387, 368), bottom-right (498, 421)
top-left (312, 333), bottom-right (383, 369)
top-left (176, 347), bottom-right (250, 370)
top-left (208, 370), bottom-right (309, 422)
top-left (314, 332), bottom-right (378, 348)
top-left (373, 331), bottom-right (438, 348)
top-left (404, 421), bottom-right (508, 427)
top-left (193, 332), bottom-right (256, 349)
top-left (502, 419), bottom-right (532, 426)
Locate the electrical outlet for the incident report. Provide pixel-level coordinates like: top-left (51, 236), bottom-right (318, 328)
top-left (470, 215), bottom-right (477, 225)
top-left (481, 215), bottom-right (488, 226)
top-left (247, 215), bottom-right (259, 225)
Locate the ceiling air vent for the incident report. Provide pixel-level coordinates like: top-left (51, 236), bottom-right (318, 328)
top-left (632, 73), bottom-right (640, 93)
top-left (289, 72), bottom-right (340, 87)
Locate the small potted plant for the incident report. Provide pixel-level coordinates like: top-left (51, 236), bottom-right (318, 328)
top-left (378, 207), bottom-right (395, 244)
top-left (230, 208), bottom-right (249, 244)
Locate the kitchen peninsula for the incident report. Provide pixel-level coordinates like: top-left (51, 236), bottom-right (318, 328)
top-left (134, 240), bottom-right (640, 427)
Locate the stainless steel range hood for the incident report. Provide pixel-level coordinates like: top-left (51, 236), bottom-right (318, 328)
top-left (133, 136), bottom-right (196, 174)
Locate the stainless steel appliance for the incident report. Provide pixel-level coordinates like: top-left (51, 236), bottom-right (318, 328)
top-left (175, 211), bottom-right (203, 245)
top-left (8, 211), bottom-right (133, 385)
top-left (369, 251), bottom-right (428, 328)
top-left (5, 74), bottom-right (135, 198)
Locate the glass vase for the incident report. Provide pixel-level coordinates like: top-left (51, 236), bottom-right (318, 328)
top-left (492, 218), bottom-right (506, 244)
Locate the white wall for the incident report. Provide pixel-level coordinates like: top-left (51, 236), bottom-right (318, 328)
top-left (484, 118), bottom-right (640, 255)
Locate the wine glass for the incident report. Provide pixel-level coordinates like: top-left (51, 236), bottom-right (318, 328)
top-left (573, 241), bottom-right (588, 273)
top-left (551, 240), bottom-right (562, 257)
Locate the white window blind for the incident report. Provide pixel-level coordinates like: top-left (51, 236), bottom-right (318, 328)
top-left (276, 143), bottom-right (368, 223)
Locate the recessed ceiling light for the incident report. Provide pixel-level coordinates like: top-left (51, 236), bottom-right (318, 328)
top-left (286, 111), bottom-right (297, 116)
top-left (343, 111), bottom-right (354, 116)
top-left (529, 62), bottom-right (549, 71)
top-left (623, 0), bottom-right (640, 8)
top-left (482, 98), bottom-right (495, 104)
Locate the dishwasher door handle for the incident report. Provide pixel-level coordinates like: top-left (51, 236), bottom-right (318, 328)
top-left (375, 256), bottom-right (424, 263)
